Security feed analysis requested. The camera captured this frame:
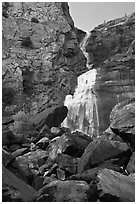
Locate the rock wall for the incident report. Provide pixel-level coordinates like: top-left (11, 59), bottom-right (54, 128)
top-left (2, 2), bottom-right (87, 116)
top-left (85, 13), bottom-right (135, 132)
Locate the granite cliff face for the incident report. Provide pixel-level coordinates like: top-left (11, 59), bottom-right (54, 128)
top-left (85, 13), bottom-right (135, 132)
top-left (2, 2), bottom-right (87, 116)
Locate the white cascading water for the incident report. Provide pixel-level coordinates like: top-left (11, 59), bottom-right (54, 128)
top-left (62, 32), bottom-right (99, 137)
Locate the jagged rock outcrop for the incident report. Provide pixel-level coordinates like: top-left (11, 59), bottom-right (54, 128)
top-left (77, 137), bottom-right (129, 173)
top-left (2, 2), bottom-right (87, 116)
top-left (85, 13), bottom-right (135, 132)
top-left (2, 165), bottom-right (37, 202)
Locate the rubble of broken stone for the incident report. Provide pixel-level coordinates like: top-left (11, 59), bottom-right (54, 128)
top-left (2, 103), bottom-right (135, 202)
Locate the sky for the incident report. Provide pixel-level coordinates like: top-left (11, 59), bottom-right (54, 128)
top-left (69, 2), bottom-right (135, 31)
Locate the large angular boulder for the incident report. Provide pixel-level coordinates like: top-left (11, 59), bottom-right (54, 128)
top-left (37, 180), bottom-right (89, 202)
top-left (2, 149), bottom-right (27, 183)
top-left (69, 131), bottom-right (93, 150)
top-left (2, 165), bottom-right (37, 202)
top-left (110, 99), bottom-right (135, 149)
top-left (77, 138), bottom-right (129, 173)
top-left (32, 106), bottom-right (68, 130)
top-left (96, 168), bottom-right (135, 202)
top-left (48, 132), bottom-right (92, 162)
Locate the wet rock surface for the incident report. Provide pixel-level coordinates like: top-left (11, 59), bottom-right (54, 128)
top-left (2, 2), bottom-right (135, 202)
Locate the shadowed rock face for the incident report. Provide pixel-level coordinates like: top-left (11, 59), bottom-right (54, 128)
top-left (110, 98), bottom-right (135, 149)
top-left (2, 2), bottom-right (87, 116)
top-left (85, 13), bottom-right (135, 132)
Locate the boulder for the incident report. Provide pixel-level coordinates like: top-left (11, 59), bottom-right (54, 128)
top-left (32, 176), bottom-right (44, 191)
top-left (2, 165), bottom-right (37, 202)
top-left (50, 127), bottom-right (61, 136)
top-left (16, 150), bottom-right (48, 177)
top-left (126, 152), bottom-right (135, 174)
top-left (56, 153), bottom-right (79, 175)
top-left (69, 131), bottom-right (92, 150)
top-left (31, 106), bottom-right (68, 130)
top-left (48, 132), bottom-right (92, 162)
top-left (110, 99), bottom-right (135, 149)
top-left (68, 159), bottom-right (124, 184)
top-left (56, 168), bottom-right (66, 180)
top-left (77, 138), bottom-right (129, 173)
top-left (37, 180), bottom-right (89, 201)
top-left (97, 168), bottom-right (135, 202)
top-left (2, 149), bottom-right (27, 183)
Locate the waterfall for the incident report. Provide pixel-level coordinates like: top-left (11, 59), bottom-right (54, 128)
top-left (62, 32), bottom-right (99, 137)
top-left (80, 32), bottom-right (93, 69)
